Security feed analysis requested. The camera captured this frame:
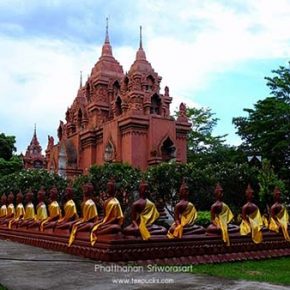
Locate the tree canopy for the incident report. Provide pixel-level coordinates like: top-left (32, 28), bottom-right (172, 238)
top-left (233, 64), bottom-right (290, 182)
top-left (0, 133), bottom-right (22, 177)
top-left (0, 133), bottom-right (16, 160)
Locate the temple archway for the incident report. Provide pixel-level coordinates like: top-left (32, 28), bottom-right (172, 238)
top-left (160, 137), bottom-right (176, 162)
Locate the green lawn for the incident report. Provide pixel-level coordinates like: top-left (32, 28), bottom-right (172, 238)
top-left (190, 257), bottom-right (290, 285)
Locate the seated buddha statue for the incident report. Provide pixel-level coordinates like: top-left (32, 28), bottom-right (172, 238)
top-left (8, 191), bottom-right (25, 229)
top-left (17, 190), bottom-right (36, 228)
top-left (0, 194), bottom-right (7, 220)
top-left (40, 186), bottom-right (62, 231)
top-left (240, 185), bottom-right (263, 244)
top-left (54, 186), bottom-right (79, 230)
top-left (0, 192), bottom-right (15, 226)
top-left (68, 182), bottom-right (98, 247)
top-left (269, 187), bottom-right (290, 241)
top-left (167, 180), bottom-right (205, 239)
top-left (90, 179), bottom-right (124, 246)
top-left (124, 180), bottom-right (167, 240)
top-left (26, 187), bottom-right (48, 229)
top-left (206, 183), bottom-right (239, 246)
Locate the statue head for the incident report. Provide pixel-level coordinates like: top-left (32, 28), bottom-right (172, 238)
top-left (37, 187), bottom-right (46, 202)
top-left (214, 183), bottom-right (223, 200)
top-left (49, 186), bottom-right (58, 202)
top-left (107, 178), bottom-right (116, 197)
top-left (16, 191), bottom-right (24, 204)
top-left (8, 192), bottom-right (14, 204)
top-left (273, 186), bottom-right (281, 202)
top-left (245, 184), bottom-right (254, 201)
top-left (179, 179), bottom-right (189, 199)
top-left (1, 194), bottom-right (7, 205)
top-left (64, 186), bottom-right (74, 200)
top-left (82, 182), bottom-right (94, 198)
top-left (25, 190), bottom-right (34, 203)
top-left (139, 180), bottom-right (149, 198)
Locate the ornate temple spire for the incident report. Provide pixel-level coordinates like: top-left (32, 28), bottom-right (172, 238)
top-left (30, 124), bottom-right (40, 147)
top-left (136, 25), bottom-right (146, 61)
top-left (101, 17), bottom-right (113, 57)
top-left (139, 25), bottom-right (143, 49)
top-left (105, 17), bottom-right (109, 43)
top-left (23, 124), bottom-right (45, 169)
top-left (80, 71), bottom-right (83, 88)
top-left (33, 123), bottom-right (37, 138)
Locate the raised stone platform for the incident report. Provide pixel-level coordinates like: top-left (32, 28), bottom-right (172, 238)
top-left (1, 226), bottom-right (290, 264)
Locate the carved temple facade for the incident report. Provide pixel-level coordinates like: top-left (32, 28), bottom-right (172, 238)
top-left (45, 26), bottom-right (191, 177)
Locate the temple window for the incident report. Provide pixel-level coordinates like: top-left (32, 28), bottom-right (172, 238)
top-left (115, 96), bottom-right (122, 116)
top-left (150, 94), bottom-right (161, 115)
top-left (113, 81), bottom-right (120, 100)
top-left (77, 109), bottom-right (83, 128)
top-left (161, 137), bottom-right (176, 162)
top-left (104, 141), bottom-right (114, 162)
top-left (124, 77), bottom-right (129, 92)
top-left (146, 75), bottom-right (154, 91)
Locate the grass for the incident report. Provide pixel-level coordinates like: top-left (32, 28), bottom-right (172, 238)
top-left (0, 285), bottom-right (7, 290)
top-left (190, 257), bottom-right (290, 285)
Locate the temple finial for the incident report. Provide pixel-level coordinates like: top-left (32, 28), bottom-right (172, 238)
top-left (34, 123), bottom-right (36, 137)
top-left (80, 71), bottom-right (83, 88)
top-left (139, 25), bottom-right (143, 49)
top-left (105, 17), bottom-right (109, 43)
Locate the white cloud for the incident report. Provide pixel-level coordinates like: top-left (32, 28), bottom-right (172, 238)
top-left (1, 0), bottom-right (290, 152)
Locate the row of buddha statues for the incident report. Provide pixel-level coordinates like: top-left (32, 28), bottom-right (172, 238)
top-left (0, 179), bottom-right (289, 247)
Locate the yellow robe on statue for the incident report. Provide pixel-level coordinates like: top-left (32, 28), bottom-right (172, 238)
top-left (167, 202), bottom-right (197, 239)
top-left (6, 203), bottom-right (15, 218)
top-left (269, 206), bottom-right (290, 242)
top-left (0, 205), bottom-right (7, 218)
top-left (262, 214), bottom-right (269, 228)
top-left (40, 201), bottom-right (62, 231)
top-left (90, 197), bottom-right (123, 246)
top-left (8, 203), bottom-right (25, 229)
top-left (68, 199), bottom-right (98, 247)
top-left (137, 199), bottom-right (160, 240)
top-left (214, 202), bottom-right (233, 246)
top-left (240, 208), bottom-right (263, 244)
top-left (23, 202), bottom-right (36, 220)
top-left (57, 199), bottom-right (78, 223)
top-left (35, 203), bottom-right (48, 221)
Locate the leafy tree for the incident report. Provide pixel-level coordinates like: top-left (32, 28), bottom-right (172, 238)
top-left (233, 64), bottom-right (290, 183)
top-left (0, 169), bottom-right (67, 196)
top-left (0, 133), bottom-right (22, 177)
top-left (189, 144), bottom-right (247, 168)
top-left (265, 64), bottom-right (290, 101)
top-left (184, 107), bottom-right (226, 155)
top-left (257, 160), bottom-right (286, 213)
top-left (0, 155), bottom-right (23, 176)
top-left (0, 133), bottom-right (16, 160)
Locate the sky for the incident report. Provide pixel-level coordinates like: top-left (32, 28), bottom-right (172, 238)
top-left (0, 0), bottom-right (290, 154)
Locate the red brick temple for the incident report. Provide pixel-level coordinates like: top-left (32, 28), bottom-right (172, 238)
top-left (23, 125), bottom-right (46, 169)
top-left (46, 24), bottom-right (191, 177)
